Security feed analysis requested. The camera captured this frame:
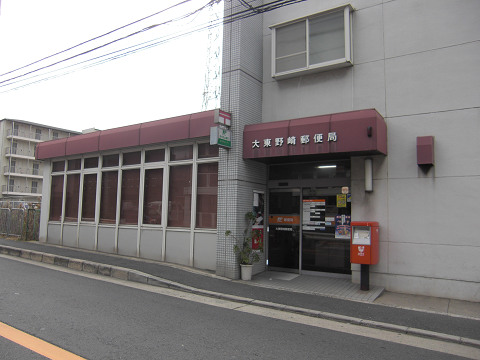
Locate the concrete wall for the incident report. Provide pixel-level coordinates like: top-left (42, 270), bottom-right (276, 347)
top-left (256, 0), bottom-right (480, 301)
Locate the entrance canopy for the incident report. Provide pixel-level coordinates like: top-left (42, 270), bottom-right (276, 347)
top-left (243, 109), bottom-right (387, 160)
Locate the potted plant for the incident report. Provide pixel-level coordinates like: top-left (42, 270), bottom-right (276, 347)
top-left (225, 212), bottom-right (263, 280)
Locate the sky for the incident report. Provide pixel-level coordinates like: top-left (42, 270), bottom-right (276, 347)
top-left (0, 0), bottom-right (222, 132)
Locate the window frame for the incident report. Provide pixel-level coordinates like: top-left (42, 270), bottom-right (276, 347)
top-left (195, 161), bottom-right (219, 229)
top-left (47, 142), bottom-right (219, 231)
top-left (271, 4), bottom-right (353, 79)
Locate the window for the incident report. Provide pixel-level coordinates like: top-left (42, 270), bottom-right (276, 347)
top-left (31, 181), bottom-right (38, 194)
top-left (82, 174), bottom-right (97, 222)
top-left (65, 174), bottom-right (80, 221)
top-left (10, 160), bottom-right (16, 173)
top-left (68, 159), bottom-right (81, 171)
top-left (53, 131), bottom-right (59, 140)
top-left (102, 154), bottom-right (119, 168)
top-left (84, 157), bottom-right (98, 169)
top-left (13, 124), bottom-right (19, 136)
top-left (120, 169), bottom-right (140, 225)
top-left (145, 148), bottom-right (165, 163)
top-left (11, 141), bottom-right (17, 155)
top-left (196, 163), bottom-right (218, 228)
top-left (8, 179), bottom-right (14, 192)
top-left (168, 165), bottom-right (192, 227)
top-left (49, 176), bottom-right (64, 221)
top-left (122, 151), bottom-right (141, 166)
top-left (100, 171), bottom-right (118, 224)
top-left (198, 143), bottom-right (219, 159)
top-left (33, 163), bottom-right (39, 175)
top-left (35, 129), bottom-right (42, 140)
top-left (271, 5), bottom-right (352, 78)
top-left (143, 168), bottom-right (163, 224)
top-left (170, 145), bottom-right (193, 161)
top-left (52, 161), bottom-right (65, 172)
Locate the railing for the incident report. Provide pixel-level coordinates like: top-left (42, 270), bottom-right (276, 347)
top-left (3, 166), bottom-right (41, 176)
top-left (3, 166), bottom-right (15, 173)
top-left (7, 129), bottom-right (46, 141)
top-left (1, 185), bottom-right (42, 194)
top-left (5, 147), bottom-right (35, 157)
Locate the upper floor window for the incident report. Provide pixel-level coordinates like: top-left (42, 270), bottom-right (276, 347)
top-left (53, 131), bottom-right (59, 140)
top-left (35, 129), bottom-right (42, 140)
top-left (271, 5), bottom-right (353, 79)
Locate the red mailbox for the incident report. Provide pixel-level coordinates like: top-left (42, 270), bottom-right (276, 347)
top-left (350, 221), bottom-right (379, 265)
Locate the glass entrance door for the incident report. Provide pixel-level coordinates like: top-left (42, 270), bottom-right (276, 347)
top-left (267, 160), bottom-right (351, 275)
top-left (268, 189), bottom-right (300, 271)
top-left (301, 188), bottom-right (351, 274)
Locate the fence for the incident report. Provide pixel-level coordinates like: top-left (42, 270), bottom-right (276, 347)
top-left (0, 202), bottom-right (41, 240)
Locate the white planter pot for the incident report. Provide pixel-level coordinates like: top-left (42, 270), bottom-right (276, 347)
top-left (240, 264), bottom-right (253, 281)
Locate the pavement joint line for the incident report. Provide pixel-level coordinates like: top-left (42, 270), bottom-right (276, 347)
top-left (1, 244), bottom-right (480, 349)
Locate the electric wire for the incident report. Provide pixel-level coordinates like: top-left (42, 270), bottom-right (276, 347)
top-left (0, 0), bottom-right (196, 78)
top-left (0, 0), bottom-right (306, 92)
top-left (1, 0), bottom-right (304, 90)
top-left (0, 0), bottom-right (298, 85)
top-left (0, 0), bottom-right (219, 86)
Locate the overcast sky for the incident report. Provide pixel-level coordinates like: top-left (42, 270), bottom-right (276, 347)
top-left (0, 0), bottom-right (222, 132)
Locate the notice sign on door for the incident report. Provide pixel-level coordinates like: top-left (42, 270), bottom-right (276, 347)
top-left (336, 194), bottom-right (347, 208)
top-left (302, 199), bottom-right (326, 231)
top-left (335, 215), bottom-right (351, 239)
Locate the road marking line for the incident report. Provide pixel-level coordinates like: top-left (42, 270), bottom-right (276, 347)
top-left (0, 321), bottom-right (86, 360)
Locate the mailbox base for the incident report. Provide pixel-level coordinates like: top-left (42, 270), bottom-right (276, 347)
top-left (360, 264), bottom-right (370, 291)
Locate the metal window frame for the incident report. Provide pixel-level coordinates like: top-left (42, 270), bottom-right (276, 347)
top-left (271, 4), bottom-right (353, 79)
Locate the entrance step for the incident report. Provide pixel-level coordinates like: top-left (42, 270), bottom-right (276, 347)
top-left (250, 271), bottom-right (384, 302)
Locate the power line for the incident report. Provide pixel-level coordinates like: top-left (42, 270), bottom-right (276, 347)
top-left (0, 0), bottom-right (306, 92)
top-left (0, 0), bottom-right (218, 86)
top-left (0, 0), bottom-right (196, 78)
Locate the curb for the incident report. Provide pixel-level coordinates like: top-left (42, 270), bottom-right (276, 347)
top-left (1, 244), bottom-right (479, 349)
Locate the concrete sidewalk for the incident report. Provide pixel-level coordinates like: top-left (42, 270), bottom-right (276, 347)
top-left (0, 238), bottom-right (479, 348)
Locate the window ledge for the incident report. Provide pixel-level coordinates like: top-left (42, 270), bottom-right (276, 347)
top-left (273, 58), bottom-right (353, 80)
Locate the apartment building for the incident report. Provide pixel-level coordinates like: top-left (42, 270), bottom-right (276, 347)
top-left (0, 119), bottom-right (79, 202)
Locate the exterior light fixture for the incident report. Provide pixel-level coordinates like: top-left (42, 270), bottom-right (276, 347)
top-left (365, 158), bottom-right (373, 192)
top-left (317, 165), bottom-right (337, 169)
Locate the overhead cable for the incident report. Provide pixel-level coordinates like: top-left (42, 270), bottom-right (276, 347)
top-left (0, 0), bottom-right (307, 92)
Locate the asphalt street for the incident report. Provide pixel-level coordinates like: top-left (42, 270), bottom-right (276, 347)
top-left (0, 238), bottom-right (478, 344)
top-left (1, 256), bottom-right (478, 360)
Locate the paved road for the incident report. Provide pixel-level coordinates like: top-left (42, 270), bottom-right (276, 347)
top-left (1, 256), bottom-right (478, 360)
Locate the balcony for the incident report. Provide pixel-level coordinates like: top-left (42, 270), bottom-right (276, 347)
top-left (5, 147), bottom-right (36, 159)
top-left (2, 184), bottom-right (42, 197)
top-left (3, 166), bottom-right (42, 179)
top-left (7, 129), bottom-right (46, 142)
